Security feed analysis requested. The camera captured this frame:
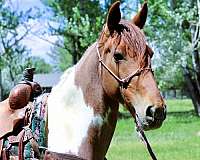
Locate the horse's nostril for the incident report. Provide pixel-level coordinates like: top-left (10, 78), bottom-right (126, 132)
top-left (146, 106), bottom-right (154, 118)
top-left (146, 106), bottom-right (167, 121)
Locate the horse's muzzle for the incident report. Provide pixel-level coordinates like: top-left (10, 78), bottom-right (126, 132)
top-left (144, 105), bottom-right (167, 130)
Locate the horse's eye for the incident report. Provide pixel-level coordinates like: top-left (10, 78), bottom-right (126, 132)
top-left (114, 53), bottom-right (124, 62)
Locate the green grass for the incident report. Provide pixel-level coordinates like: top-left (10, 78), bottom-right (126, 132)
top-left (106, 99), bottom-right (200, 160)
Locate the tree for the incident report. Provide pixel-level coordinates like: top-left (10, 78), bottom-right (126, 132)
top-left (0, 2), bottom-right (33, 99)
top-left (26, 56), bottom-right (52, 73)
top-left (144, 0), bottom-right (200, 115)
top-left (43, 0), bottom-right (129, 71)
top-left (143, 0), bottom-right (191, 89)
top-left (42, 0), bottom-right (104, 69)
top-left (182, 0), bottom-right (200, 115)
top-left (0, 1), bottom-right (52, 99)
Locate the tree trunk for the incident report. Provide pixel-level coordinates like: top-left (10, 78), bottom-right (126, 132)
top-left (191, 25), bottom-right (200, 93)
top-left (72, 40), bottom-right (78, 65)
top-left (173, 89), bottom-right (176, 98)
top-left (183, 66), bottom-right (200, 115)
top-left (184, 21), bottom-right (200, 116)
top-left (191, 0), bottom-right (196, 8)
top-left (72, 53), bottom-right (78, 65)
top-left (192, 47), bottom-right (200, 91)
top-left (169, 0), bottom-right (176, 10)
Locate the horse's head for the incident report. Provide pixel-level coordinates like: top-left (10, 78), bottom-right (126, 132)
top-left (98, 1), bottom-right (166, 130)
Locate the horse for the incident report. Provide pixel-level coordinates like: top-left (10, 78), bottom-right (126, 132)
top-left (46, 1), bottom-right (166, 160)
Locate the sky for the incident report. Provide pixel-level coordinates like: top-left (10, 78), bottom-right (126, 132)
top-left (9, 0), bottom-right (58, 62)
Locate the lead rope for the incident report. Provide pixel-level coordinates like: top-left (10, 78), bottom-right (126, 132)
top-left (123, 96), bottom-right (157, 160)
top-left (135, 114), bottom-right (157, 160)
top-left (121, 100), bottom-right (157, 160)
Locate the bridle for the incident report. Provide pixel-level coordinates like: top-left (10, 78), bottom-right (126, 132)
top-left (96, 43), bottom-right (152, 89)
top-left (96, 43), bottom-right (158, 160)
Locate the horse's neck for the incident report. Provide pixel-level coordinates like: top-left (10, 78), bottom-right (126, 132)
top-left (75, 43), bottom-right (119, 159)
top-left (75, 43), bottom-right (105, 109)
top-left (47, 42), bottom-right (119, 159)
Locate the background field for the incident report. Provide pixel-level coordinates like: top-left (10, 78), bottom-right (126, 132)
top-left (106, 99), bottom-right (200, 160)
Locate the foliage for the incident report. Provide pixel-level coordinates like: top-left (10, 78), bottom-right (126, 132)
top-left (107, 99), bottom-right (200, 160)
top-left (26, 56), bottom-right (52, 74)
top-left (0, 1), bottom-right (33, 93)
top-left (42, 0), bottom-right (104, 70)
top-left (0, 2), bottom-right (52, 98)
top-left (44, 0), bottom-right (103, 21)
top-left (48, 6), bottom-right (103, 71)
top-left (144, 0), bottom-right (196, 91)
top-left (44, 0), bottom-right (129, 71)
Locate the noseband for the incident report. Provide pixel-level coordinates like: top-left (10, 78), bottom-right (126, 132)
top-left (96, 43), bottom-right (157, 160)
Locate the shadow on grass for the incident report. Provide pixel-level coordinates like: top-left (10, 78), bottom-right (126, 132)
top-left (167, 110), bottom-right (196, 117)
top-left (167, 110), bottom-right (200, 124)
top-left (118, 112), bottom-right (131, 119)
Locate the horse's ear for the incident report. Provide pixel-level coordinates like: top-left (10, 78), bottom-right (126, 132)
top-left (132, 2), bottom-right (148, 29)
top-left (106, 1), bottom-right (121, 34)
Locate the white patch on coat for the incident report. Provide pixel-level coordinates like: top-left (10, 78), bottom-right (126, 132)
top-left (47, 67), bottom-right (103, 155)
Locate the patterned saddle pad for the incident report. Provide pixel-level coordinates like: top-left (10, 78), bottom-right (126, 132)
top-left (2, 93), bottom-right (48, 159)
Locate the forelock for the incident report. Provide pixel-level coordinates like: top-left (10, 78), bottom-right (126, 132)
top-left (119, 20), bottom-right (146, 58)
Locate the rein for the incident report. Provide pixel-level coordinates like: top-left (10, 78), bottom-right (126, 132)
top-left (96, 43), bottom-right (157, 160)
